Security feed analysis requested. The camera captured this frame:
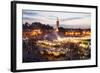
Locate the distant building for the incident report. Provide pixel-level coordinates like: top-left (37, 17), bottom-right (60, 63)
top-left (55, 17), bottom-right (59, 32)
top-left (44, 17), bottom-right (60, 41)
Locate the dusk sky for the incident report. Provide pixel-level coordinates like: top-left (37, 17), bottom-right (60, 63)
top-left (22, 10), bottom-right (91, 29)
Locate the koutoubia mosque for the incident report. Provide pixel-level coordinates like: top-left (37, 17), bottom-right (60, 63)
top-left (55, 17), bottom-right (60, 32)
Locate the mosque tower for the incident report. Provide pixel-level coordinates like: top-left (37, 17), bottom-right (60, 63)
top-left (55, 17), bottom-right (59, 32)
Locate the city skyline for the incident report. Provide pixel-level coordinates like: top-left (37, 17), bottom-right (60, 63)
top-left (22, 10), bottom-right (91, 29)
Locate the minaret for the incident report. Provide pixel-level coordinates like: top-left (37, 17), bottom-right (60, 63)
top-left (56, 17), bottom-right (59, 32)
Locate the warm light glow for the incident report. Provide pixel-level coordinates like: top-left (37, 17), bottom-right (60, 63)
top-left (65, 31), bottom-right (90, 36)
top-left (82, 31), bottom-right (91, 36)
top-left (31, 29), bottom-right (42, 36)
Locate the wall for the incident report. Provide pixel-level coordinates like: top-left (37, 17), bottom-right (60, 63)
top-left (0, 0), bottom-right (99, 73)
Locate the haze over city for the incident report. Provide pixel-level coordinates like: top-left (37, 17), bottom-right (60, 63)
top-left (22, 10), bottom-right (91, 29)
top-left (22, 10), bottom-right (91, 62)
